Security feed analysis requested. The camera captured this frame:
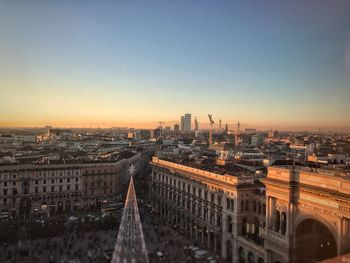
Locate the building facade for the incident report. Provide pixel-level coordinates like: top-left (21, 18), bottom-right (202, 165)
top-left (150, 157), bottom-right (350, 263)
top-left (149, 157), bottom-right (266, 263)
top-left (180, 113), bottom-right (192, 132)
top-left (0, 153), bottom-right (141, 220)
top-left (263, 166), bottom-right (350, 263)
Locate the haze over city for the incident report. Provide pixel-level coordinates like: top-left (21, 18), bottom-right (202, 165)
top-left (2, 1), bottom-right (350, 263)
top-left (1, 1), bottom-right (350, 131)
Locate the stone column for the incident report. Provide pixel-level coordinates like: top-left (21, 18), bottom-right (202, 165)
top-left (221, 239), bottom-right (226, 259)
top-left (201, 226), bottom-right (204, 244)
top-left (207, 230), bottom-right (211, 248)
top-left (232, 239), bottom-right (238, 263)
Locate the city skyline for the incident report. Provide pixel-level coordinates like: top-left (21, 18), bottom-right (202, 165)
top-left (1, 1), bottom-right (350, 131)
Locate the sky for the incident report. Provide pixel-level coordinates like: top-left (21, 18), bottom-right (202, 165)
top-left (0, 0), bottom-right (350, 131)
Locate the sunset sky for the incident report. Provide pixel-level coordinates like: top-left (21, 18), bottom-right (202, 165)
top-left (1, 1), bottom-right (350, 131)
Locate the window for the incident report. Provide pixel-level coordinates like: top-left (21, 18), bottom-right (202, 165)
top-left (51, 186), bottom-right (55, 192)
top-left (228, 216), bottom-right (233, 233)
top-left (43, 187), bottom-right (46, 193)
top-left (35, 180), bottom-right (38, 185)
top-left (275, 210), bottom-right (281, 232)
top-left (281, 213), bottom-right (287, 235)
top-left (59, 186), bottom-right (62, 192)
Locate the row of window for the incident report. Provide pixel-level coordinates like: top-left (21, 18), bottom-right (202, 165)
top-left (0, 170), bottom-right (81, 179)
top-left (2, 184), bottom-right (79, 196)
top-left (154, 175), bottom-right (223, 205)
top-left (1, 193), bottom-right (81, 205)
top-left (84, 181), bottom-right (113, 188)
top-left (0, 177), bottom-right (79, 187)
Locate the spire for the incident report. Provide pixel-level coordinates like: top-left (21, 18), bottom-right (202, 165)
top-left (111, 176), bottom-right (149, 263)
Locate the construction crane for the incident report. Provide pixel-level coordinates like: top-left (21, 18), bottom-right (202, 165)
top-left (235, 120), bottom-right (240, 147)
top-left (208, 114), bottom-right (214, 148)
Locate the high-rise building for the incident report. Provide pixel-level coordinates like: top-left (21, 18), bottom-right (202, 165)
top-left (194, 117), bottom-right (199, 131)
top-left (174, 124), bottom-right (180, 132)
top-left (184, 113), bottom-right (191, 132)
top-left (180, 116), bottom-right (185, 132)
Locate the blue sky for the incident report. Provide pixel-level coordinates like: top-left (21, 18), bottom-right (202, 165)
top-left (0, 0), bottom-right (349, 130)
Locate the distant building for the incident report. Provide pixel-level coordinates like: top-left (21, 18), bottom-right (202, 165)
top-left (194, 117), bottom-right (199, 131)
top-left (268, 129), bottom-right (278, 138)
top-left (174, 124), bottom-right (180, 132)
top-left (251, 134), bottom-right (265, 147)
top-left (180, 116), bottom-right (185, 132)
top-left (245, 128), bottom-right (257, 134)
top-left (164, 126), bottom-right (171, 135)
top-left (184, 113), bottom-right (191, 132)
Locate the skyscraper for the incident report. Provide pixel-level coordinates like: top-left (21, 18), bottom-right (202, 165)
top-left (184, 113), bottom-right (191, 132)
top-left (180, 116), bottom-right (185, 132)
top-left (194, 117), bottom-right (199, 131)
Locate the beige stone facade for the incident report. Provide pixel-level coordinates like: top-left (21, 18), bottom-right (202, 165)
top-left (150, 157), bottom-right (266, 263)
top-left (263, 166), bottom-right (350, 263)
top-left (0, 152), bottom-right (141, 219)
top-left (150, 157), bottom-right (350, 263)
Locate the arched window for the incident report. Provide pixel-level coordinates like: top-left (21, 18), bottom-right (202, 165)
top-left (275, 210), bottom-right (281, 232)
top-left (245, 200), bottom-right (249, 211)
top-left (248, 252), bottom-right (255, 263)
top-left (239, 247), bottom-right (246, 263)
top-left (241, 200), bottom-right (244, 212)
top-left (281, 212), bottom-right (287, 235)
top-left (227, 216), bottom-right (233, 233)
